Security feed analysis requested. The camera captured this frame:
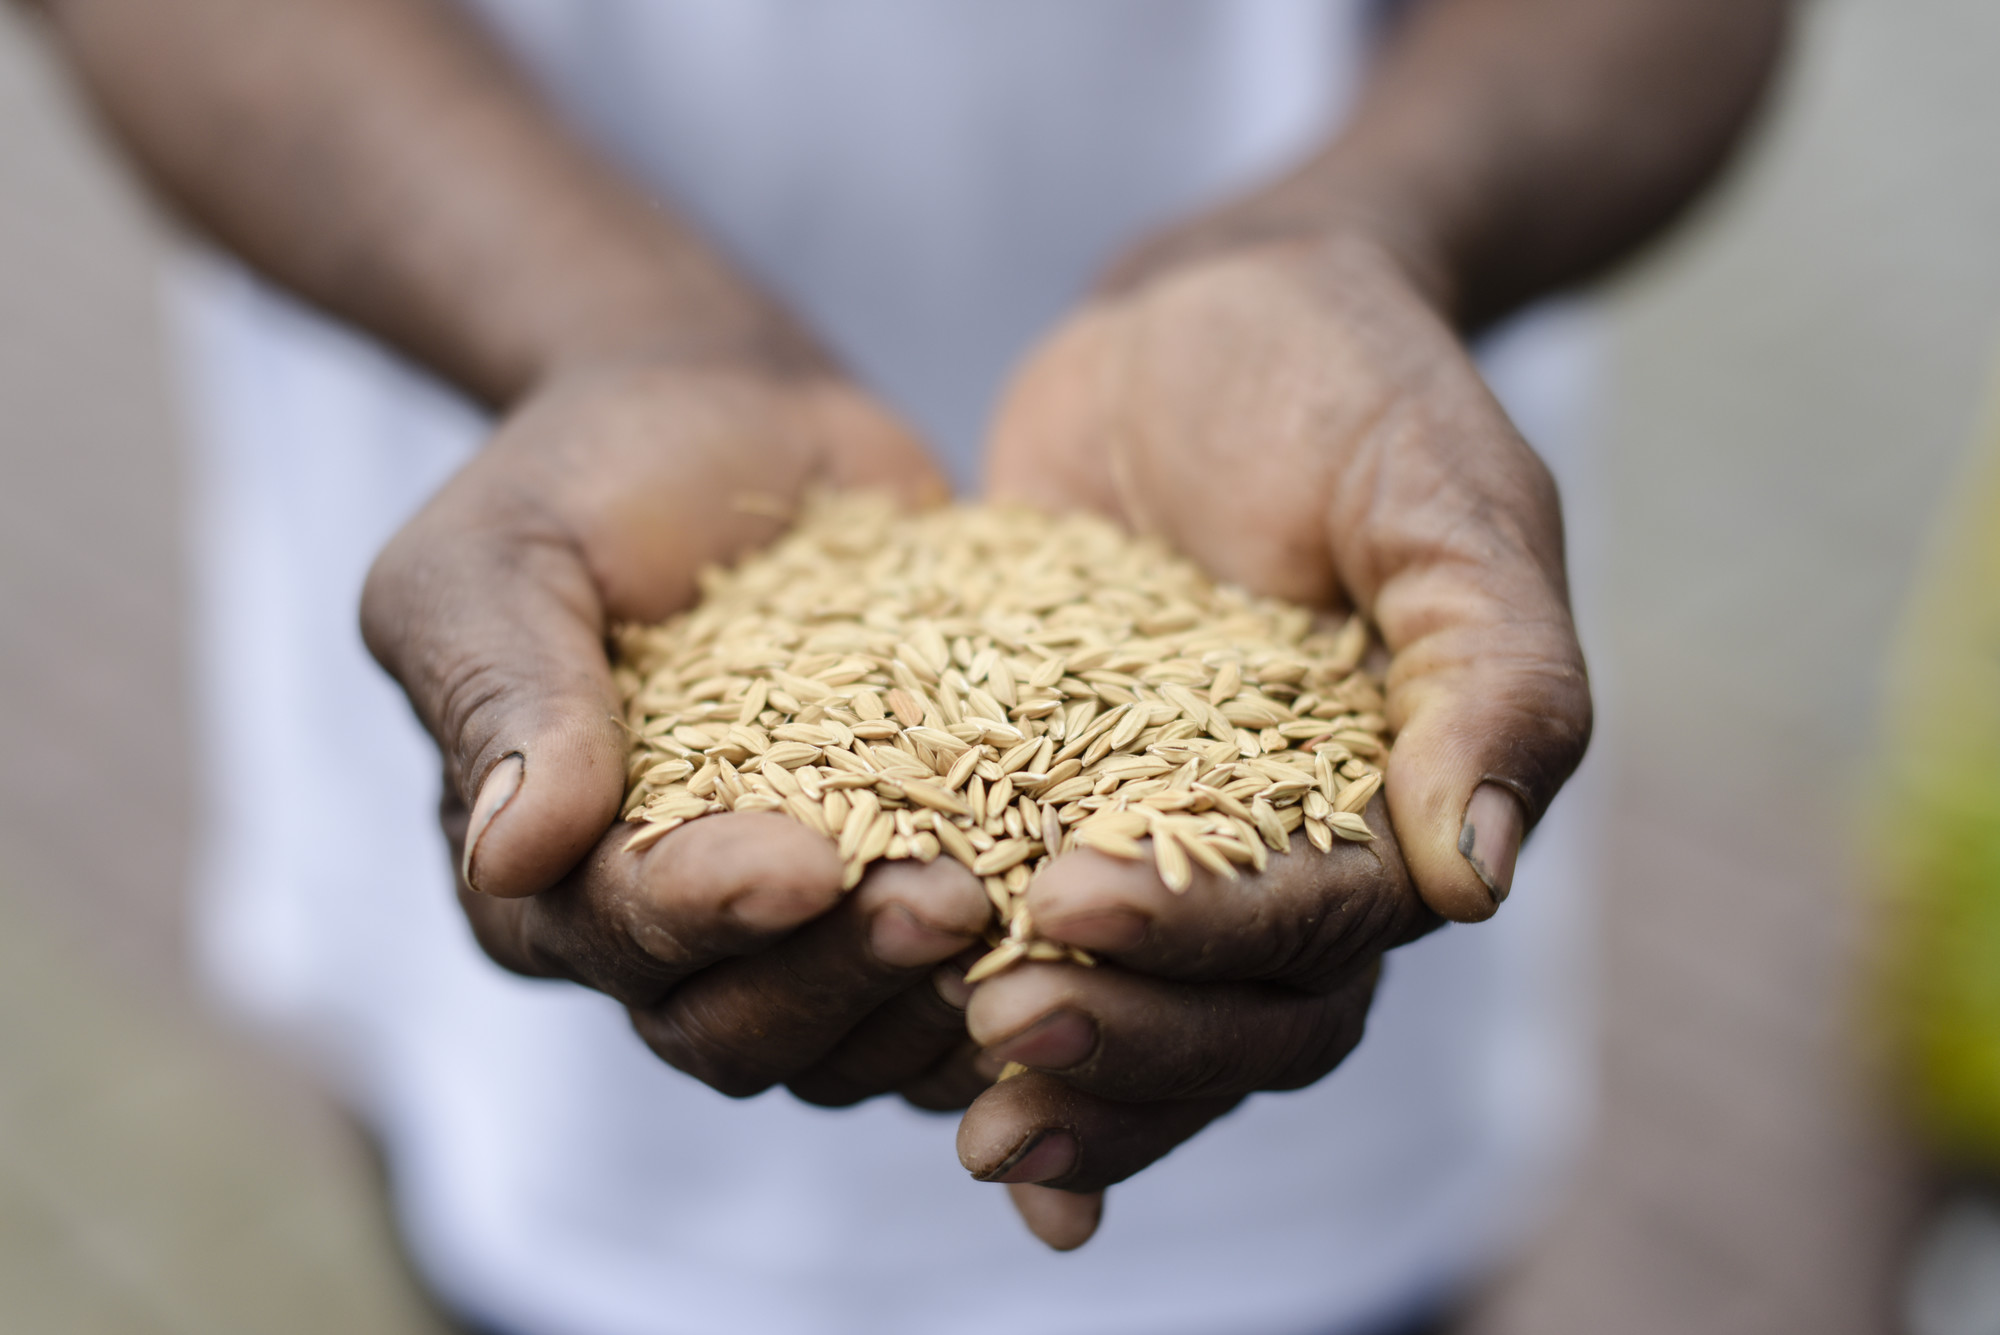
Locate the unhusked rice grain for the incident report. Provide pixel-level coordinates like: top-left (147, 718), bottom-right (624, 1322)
top-left (612, 492), bottom-right (1391, 981)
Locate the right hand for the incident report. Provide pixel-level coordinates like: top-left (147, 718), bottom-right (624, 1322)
top-left (361, 358), bottom-right (995, 1107)
top-left (964, 230), bottom-right (1593, 1247)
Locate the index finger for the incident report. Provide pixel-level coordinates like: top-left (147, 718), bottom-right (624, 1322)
top-left (461, 809), bottom-right (848, 1007)
top-left (1021, 796), bottom-right (1436, 988)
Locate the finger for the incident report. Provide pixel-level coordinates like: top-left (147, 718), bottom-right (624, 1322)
top-left (1006, 1184), bottom-right (1105, 1252)
top-left (1023, 796), bottom-right (1434, 989)
top-left (786, 963), bottom-right (975, 1108)
top-left (897, 1037), bottom-right (995, 1114)
top-left (630, 857), bottom-right (990, 1097)
top-left (957, 1069), bottom-right (1239, 1195)
top-left (457, 809), bottom-right (846, 1005)
top-left (966, 958), bottom-right (1378, 1103)
top-left (981, 305), bottom-right (1128, 518)
top-left (797, 380), bottom-right (954, 509)
top-left (363, 482), bottom-right (628, 899)
top-left (1375, 568), bottom-right (1589, 920)
top-left (1330, 365), bottom-right (1591, 923)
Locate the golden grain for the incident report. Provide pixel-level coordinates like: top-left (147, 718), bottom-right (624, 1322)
top-left (613, 493), bottom-right (1390, 984)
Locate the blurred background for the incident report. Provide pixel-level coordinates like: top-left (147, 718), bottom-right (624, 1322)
top-left (4, 0), bottom-right (1999, 1331)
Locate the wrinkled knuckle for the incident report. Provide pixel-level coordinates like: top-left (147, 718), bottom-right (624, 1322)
top-left (1264, 998), bottom-right (1368, 1091)
top-left (518, 894), bottom-right (677, 1007)
top-left (1236, 887), bottom-right (1356, 987)
top-left (434, 657), bottom-right (517, 778)
top-left (630, 995), bottom-right (783, 1098)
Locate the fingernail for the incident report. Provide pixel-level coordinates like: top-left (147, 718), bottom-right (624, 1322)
top-left (1038, 908), bottom-right (1147, 953)
top-left (933, 964), bottom-right (972, 1010)
top-left (1459, 783), bottom-right (1524, 904)
top-left (461, 753), bottom-right (524, 892)
top-left (870, 904), bottom-right (968, 967)
top-left (979, 1129), bottom-right (1079, 1185)
top-left (984, 1009), bottom-right (1097, 1072)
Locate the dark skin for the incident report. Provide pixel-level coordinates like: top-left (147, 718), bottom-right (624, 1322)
top-left (27, 0), bottom-right (1788, 1250)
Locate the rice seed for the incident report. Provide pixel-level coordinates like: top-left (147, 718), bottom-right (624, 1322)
top-left (902, 779), bottom-right (972, 817)
top-left (1181, 831), bottom-right (1239, 880)
top-left (1334, 770), bottom-right (1382, 815)
top-left (942, 745), bottom-right (984, 792)
top-left (1075, 826), bottom-right (1146, 859)
top-left (622, 820), bottom-right (680, 853)
top-left (965, 939), bottom-right (1028, 984)
top-left (934, 817), bottom-right (979, 868)
top-left (986, 774), bottom-right (1015, 818)
top-left (612, 493), bottom-right (1390, 985)
top-left (983, 876), bottom-right (1011, 915)
top-left (1328, 812), bottom-right (1375, 842)
top-left (1252, 797), bottom-right (1292, 854)
top-left (885, 688), bottom-right (925, 728)
top-left (784, 793), bottom-right (830, 836)
top-left (857, 812), bottom-right (895, 863)
top-left (972, 839), bottom-right (1035, 877)
top-left (997, 738), bottom-right (1040, 775)
top-left (1152, 824), bottom-right (1194, 893)
top-left (1107, 704), bottom-right (1149, 751)
top-left (1207, 660), bottom-right (1241, 705)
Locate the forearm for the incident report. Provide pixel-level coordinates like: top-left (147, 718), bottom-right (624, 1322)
top-left (1325, 0), bottom-right (1790, 322)
top-left (1117, 0), bottom-right (1788, 329)
top-left (30, 0), bottom-right (811, 406)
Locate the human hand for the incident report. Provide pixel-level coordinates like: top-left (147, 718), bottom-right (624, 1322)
top-left (362, 359), bottom-right (994, 1105)
top-left (967, 231), bottom-right (1591, 1246)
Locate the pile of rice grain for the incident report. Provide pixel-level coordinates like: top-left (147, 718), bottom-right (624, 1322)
top-left (612, 492), bottom-right (1390, 983)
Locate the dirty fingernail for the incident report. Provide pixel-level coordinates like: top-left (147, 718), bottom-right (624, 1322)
top-left (985, 1009), bottom-right (1097, 1072)
top-left (1458, 783), bottom-right (1524, 904)
top-left (461, 753), bottom-right (524, 892)
top-left (980, 1129), bottom-right (1079, 1185)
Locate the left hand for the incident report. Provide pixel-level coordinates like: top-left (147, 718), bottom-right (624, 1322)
top-left (964, 229), bottom-right (1592, 1247)
top-left (363, 358), bottom-right (992, 1110)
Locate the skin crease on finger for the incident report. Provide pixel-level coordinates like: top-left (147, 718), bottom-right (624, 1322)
top-left (964, 957), bottom-right (1381, 1107)
top-left (621, 857), bottom-right (992, 1098)
top-left (453, 811), bottom-right (848, 1003)
top-left (1015, 803), bottom-right (1433, 987)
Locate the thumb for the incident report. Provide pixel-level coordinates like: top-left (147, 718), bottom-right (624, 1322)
top-left (1363, 494), bottom-right (1592, 923)
top-left (362, 488), bottom-right (627, 900)
top-left (1382, 607), bottom-right (1591, 921)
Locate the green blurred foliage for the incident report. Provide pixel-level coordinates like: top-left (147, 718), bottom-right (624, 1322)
top-left (1877, 363), bottom-right (2000, 1168)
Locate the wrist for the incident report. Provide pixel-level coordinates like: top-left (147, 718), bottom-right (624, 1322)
top-left (510, 271), bottom-right (834, 406)
top-left (1099, 158), bottom-right (1465, 325)
top-left (447, 194), bottom-right (839, 408)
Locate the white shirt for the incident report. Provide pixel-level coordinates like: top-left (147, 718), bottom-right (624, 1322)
top-left (173, 5), bottom-right (1598, 1332)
